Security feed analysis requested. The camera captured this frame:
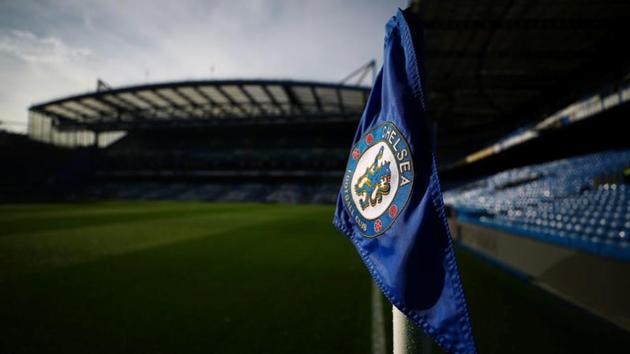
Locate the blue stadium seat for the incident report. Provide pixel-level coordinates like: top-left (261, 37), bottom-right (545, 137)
top-left (444, 150), bottom-right (630, 260)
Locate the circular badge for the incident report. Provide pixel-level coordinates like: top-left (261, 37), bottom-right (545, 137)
top-left (341, 122), bottom-right (414, 237)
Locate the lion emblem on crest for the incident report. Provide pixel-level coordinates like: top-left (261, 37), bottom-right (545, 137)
top-left (354, 146), bottom-right (392, 210)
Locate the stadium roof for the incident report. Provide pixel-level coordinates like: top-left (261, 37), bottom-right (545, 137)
top-left (29, 1), bottom-right (630, 164)
top-left (412, 0), bottom-right (630, 163)
top-left (29, 80), bottom-right (370, 131)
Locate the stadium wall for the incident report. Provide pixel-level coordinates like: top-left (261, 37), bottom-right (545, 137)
top-left (449, 218), bottom-right (630, 332)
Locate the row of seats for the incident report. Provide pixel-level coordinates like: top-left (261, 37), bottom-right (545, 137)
top-left (79, 182), bottom-right (340, 204)
top-left (97, 149), bottom-right (349, 172)
top-left (444, 150), bottom-right (630, 260)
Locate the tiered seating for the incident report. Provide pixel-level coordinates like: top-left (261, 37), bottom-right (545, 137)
top-left (444, 150), bottom-right (630, 260)
top-left (80, 182), bottom-right (339, 204)
top-left (0, 131), bottom-right (76, 201)
top-left (98, 148), bottom-right (347, 173)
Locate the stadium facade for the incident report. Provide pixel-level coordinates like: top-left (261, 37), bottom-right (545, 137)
top-left (26, 80), bottom-right (370, 203)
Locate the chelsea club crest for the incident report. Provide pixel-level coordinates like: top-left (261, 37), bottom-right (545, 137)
top-left (342, 121), bottom-right (414, 237)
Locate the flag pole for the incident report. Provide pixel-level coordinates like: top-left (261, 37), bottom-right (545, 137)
top-left (393, 306), bottom-right (433, 354)
top-left (372, 282), bottom-right (386, 354)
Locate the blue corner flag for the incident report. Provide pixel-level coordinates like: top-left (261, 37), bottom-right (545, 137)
top-left (332, 9), bottom-right (477, 354)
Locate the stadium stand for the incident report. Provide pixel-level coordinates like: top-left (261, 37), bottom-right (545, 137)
top-left (445, 150), bottom-right (630, 260)
top-left (79, 182), bottom-right (340, 204)
top-left (74, 121), bottom-right (353, 203)
top-left (0, 130), bottom-right (77, 201)
top-left (445, 150), bottom-right (630, 331)
top-left (23, 80), bottom-right (368, 203)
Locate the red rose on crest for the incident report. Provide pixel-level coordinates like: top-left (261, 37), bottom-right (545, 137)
top-left (374, 219), bottom-right (382, 232)
top-left (389, 204), bottom-right (398, 218)
top-left (366, 134), bottom-right (374, 145)
top-left (352, 148), bottom-right (360, 160)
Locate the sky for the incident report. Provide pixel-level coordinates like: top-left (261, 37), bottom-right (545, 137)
top-left (0, 0), bottom-right (407, 133)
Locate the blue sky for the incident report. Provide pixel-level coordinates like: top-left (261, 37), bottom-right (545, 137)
top-left (0, 0), bottom-right (407, 132)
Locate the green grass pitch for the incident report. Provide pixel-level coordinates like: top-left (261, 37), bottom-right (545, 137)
top-left (1, 201), bottom-right (628, 353)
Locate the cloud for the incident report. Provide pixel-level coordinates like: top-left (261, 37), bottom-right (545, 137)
top-left (0, 0), bottom-right (407, 133)
top-left (0, 29), bottom-right (91, 64)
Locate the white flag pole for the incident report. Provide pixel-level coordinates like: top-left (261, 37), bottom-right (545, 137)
top-left (393, 306), bottom-right (433, 354)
